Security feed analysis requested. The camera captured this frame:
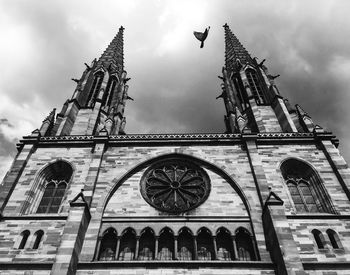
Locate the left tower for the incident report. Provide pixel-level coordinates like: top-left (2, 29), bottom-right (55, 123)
top-left (0, 26), bottom-right (131, 274)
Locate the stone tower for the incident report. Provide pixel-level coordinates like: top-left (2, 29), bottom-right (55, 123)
top-left (1, 24), bottom-right (350, 275)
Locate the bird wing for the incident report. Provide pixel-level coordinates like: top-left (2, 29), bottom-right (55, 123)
top-left (193, 31), bottom-right (204, 41)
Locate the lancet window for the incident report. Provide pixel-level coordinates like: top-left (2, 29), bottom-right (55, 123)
top-left (18, 230), bottom-right (30, 249)
top-left (87, 71), bottom-right (104, 106)
top-left (312, 229), bottom-right (326, 249)
top-left (32, 230), bottom-right (44, 249)
top-left (36, 161), bottom-right (72, 214)
top-left (281, 158), bottom-right (336, 214)
top-left (245, 68), bottom-right (266, 105)
top-left (326, 229), bottom-right (342, 249)
top-left (103, 76), bottom-right (118, 108)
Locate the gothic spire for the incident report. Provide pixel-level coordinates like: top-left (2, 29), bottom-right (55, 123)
top-left (223, 23), bottom-right (254, 73)
top-left (96, 26), bottom-right (124, 74)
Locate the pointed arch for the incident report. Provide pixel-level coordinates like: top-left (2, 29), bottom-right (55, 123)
top-left (158, 227), bottom-right (174, 260)
top-left (18, 230), bottom-right (30, 249)
top-left (138, 227), bottom-right (155, 260)
top-left (178, 227), bottom-right (194, 261)
top-left (197, 227), bottom-right (214, 260)
top-left (245, 67), bottom-right (266, 104)
top-left (103, 153), bottom-right (251, 215)
top-left (118, 228), bottom-right (136, 261)
top-left (36, 160), bottom-right (72, 214)
top-left (326, 229), bottom-right (342, 249)
top-left (216, 227), bottom-right (234, 260)
top-left (32, 230), bottom-right (44, 249)
top-left (98, 227), bottom-right (118, 261)
top-left (311, 229), bottom-right (326, 249)
top-left (281, 158), bottom-right (336, 214)
top-left (103, 74), bottom-right (119, 108)
top-left (235, 227), bottom-right (256, 261)
top-left (87, 70), bottom-right (105, 106)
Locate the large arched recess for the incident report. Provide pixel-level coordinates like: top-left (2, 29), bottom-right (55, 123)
top-left (101, 152), bottom-right (252, 216)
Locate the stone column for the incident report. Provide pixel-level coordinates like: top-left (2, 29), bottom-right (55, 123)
top-left (193, 236), bottom-right (198, 260)
top-left (135, 237), bottom-right (140, 260)
top-left (212, 236), bottom-right (218, 260)
top-left (50, 200), bottom-right (91, 275)
top-left (174, 236), bottom-right (178, 260)
top-left (154, 236), bottom-right (159, 260)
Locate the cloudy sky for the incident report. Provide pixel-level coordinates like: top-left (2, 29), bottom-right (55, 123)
top-left (0, 0), bottom-right (350, 180)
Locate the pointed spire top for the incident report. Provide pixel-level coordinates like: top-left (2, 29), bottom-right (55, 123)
top-left (96, 26), bottom-right (124, 74)
top-left (223, 24), bottom-right (254, 73)
top-left (43, 108), bottom-right (56, 123)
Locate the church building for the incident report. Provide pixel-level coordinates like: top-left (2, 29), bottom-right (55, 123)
top-left (1, 24), bottom-right (350, 275)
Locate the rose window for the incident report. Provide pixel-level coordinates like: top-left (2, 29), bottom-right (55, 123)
top-left (140, 159), bottom-right (210, 213)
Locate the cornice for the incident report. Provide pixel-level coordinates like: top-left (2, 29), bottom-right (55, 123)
top-left (16, 131), bottom-right (338, 149)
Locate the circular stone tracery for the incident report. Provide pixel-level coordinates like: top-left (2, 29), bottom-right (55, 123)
top-left (140, 159), bottom-right (211, 213)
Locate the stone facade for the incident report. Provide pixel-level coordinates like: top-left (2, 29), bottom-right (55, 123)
top-left (1, 24), bottom-right (350, 275)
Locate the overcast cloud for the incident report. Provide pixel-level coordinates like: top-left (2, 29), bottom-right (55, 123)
top-left (0, 0), bottom-right (350, 180)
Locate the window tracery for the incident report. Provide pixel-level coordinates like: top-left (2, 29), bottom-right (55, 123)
top-left (140, 158), bottom-right (210, 213)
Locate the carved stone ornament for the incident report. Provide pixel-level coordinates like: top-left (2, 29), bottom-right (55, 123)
top-left (140, 159), bottom-right (211, 213)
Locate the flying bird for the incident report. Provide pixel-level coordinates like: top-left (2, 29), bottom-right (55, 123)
top-left (193, 27), bottom-right (210, 48)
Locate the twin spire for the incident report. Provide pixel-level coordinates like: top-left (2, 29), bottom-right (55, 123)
top-left (35, 24), bottom-right (321, 137)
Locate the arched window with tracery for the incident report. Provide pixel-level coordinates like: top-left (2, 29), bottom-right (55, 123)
top-left (245, 68), bottom-right (266, 104)
top-left (98, 228), bottom-right (118, 261)
top-left (158, 227), bottom-right (174, 260)
top-left (138, 228), bottom-right (155, 260)
top-left (87, 71), bottom-right (104, 106)
top-left (32, 230), bottom-right (44, 249)
top-left (178, 228), bottom-right (194, 261)
top-left (197, 227), bottom-right (214, 260)
top-left (118, 228), bottom-right (136, 261)
top-left (18, 230), bottom-right (30, 249)
top-left (235, 227), bottom-right (255, 261)
top-left (103, 76), bottom-right (118, 108)
top-left (326, 229), bottom-right (342, 249)
top-left (216, 227), bottom-right (234, 261)
top-left (312, 229), bottom-right (325, 249)
top-left (36, 161), bottom-right (72, 214)
top-left (281, 158), bottom-right (336, 214)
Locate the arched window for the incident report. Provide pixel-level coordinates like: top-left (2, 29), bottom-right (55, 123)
top-left (246, 68), bottom-right (265, 104)
top-left (87, 71), bottom-right (104, 106)
top-left (281, 158), bottom-right (336, 214)
top-left (138, 228), bottom-right (155, 260)
top-left (118, 228), bottom-right (136, 261)
top-left (98, 228), bottom-right (118, 261)
top-left (312, 229), bottom-right (325, 249)
top-left (18, 230), bottom-right (30, 249)
top-left (103, 76), bottom-right (118, 108)
top-left (197, 228), bottom-right (214, 260)
top-left (216, 227), bottom-right (234, 261)
top-left (32, 230), bottom-right (44, 249)
top-left (326, 229), bottom-right (342, 249)
top-left (36, 161), bottom-right (72, 214)
top-left (235, 227), bottom-right (255, 261)
top-left (158, 227), bottom-right (174, 260)
top-left (178, 228), bottom-right (194, 261)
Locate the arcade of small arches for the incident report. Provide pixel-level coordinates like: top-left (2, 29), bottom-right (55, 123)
top-left (96, 226), bottom-right (257, 262)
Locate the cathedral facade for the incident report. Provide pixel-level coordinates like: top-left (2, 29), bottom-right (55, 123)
top-left (1, 24), bottom-right (350, 275)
